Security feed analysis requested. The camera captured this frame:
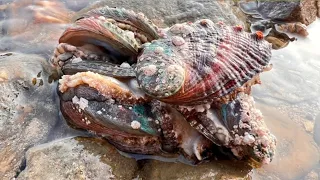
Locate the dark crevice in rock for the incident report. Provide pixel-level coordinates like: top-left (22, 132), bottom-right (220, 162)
top-left (316, 0), bottom-right (320, 17)
top-left (133, 159), bottom-right (149, 179)
top-left (14, 156), bottom-right (27, 178)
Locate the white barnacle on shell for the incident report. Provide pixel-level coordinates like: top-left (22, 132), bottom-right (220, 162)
top-left (243, 133), bottom-right (255, 145)
top-left (79, 97), bottom-right (89, 110)
top-left (72, 96), bottom-right (88, 110)
top-left (141, 64), bottom-right (157, 76)
top-left (72, 96), bottom-right (80, 104)
top-left (124, 30), bottom-right (135, 40)
top-left (98, 16), bottom-right (106, 21)
top-left (71, 57), bottom-right (82, 63)
top-left (172, 36), bottom-right (185, 46)
top-left (154, 46), bottom-right (164, 54)
top-left (131, 120), bottom-right (141, 129)
top-left (120, 62), bottom-right (131, 68)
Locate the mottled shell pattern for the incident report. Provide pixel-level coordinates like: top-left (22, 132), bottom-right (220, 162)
top-left (137, 19), bottom-right (272, 105)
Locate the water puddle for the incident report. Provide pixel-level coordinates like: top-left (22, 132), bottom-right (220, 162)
top-left (252, 19), bottom-right (320, 179)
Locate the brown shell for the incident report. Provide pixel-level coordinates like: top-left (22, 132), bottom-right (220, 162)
top-left (137, 19), bottom-right (272, 105)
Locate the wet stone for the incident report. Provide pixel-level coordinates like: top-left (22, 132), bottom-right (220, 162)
top-left (257, 0), bottom-right (318, 25)
top-left (137, 159), bottom-right (252, 180)
top-left (304, 170), bottom-right (319, 180)
top-left (313, 114), bottom-right (320, 145)
top-left (75, 0), bottom-right (244, 27)
top-left (16, 137), bottom-right (138, 180)
top-left (0, 53), bottom-right (60, 179)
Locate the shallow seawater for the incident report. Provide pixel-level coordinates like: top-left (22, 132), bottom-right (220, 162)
top-left (0, 0), bottom-right (320, 179)
top-left (252, 20), bottom-right (320, 180)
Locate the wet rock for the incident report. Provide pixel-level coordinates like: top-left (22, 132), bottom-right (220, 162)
top-left (265, 36), bottom-right (289, 50)
top-left (318, 1), bottom-right (320, 17)
top-left (61, 0), bottom-right (93, 11)
top-left (163, 0), bottom-right (243, 26)
top-left (0, 53), bottom-right (75, 179)
top-left (137, 159), bottom-right (251, 180)
top-left (13, 135), bottom-right (254, 180)
top-left (277, 22), bottom-right (309, 37)
top-left (314, 114), bottom-right (320, 145)
top-left (258, 0), bottom-right (318, 25)
top-left (75, 0), bottom-right (244, 27)
top-left (17, 137), bottom-right (138, 180)
top-left (264, 28), bottom-right (296, 50)
top-left (304, 171), bottom-right (319, 180)
top-left (304, 121), bottom-right (314, 133)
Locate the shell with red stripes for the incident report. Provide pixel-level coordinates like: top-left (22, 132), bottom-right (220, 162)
top-left (136, 19), bottom-right (272, 105)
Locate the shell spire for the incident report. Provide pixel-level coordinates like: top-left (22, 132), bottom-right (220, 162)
top-left (137, 19), bottom-right (272, 105)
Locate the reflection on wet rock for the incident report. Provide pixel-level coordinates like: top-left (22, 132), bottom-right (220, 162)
top-left (314, 114), bottom-right (320, 146)
top-left (277, 22), bottom-right (309, 37)
top-left (16, 137), bottom-right (252, 180)
top-left (251, 21), bottom-right (320, 179)
top-left (0, 53), bottom-right (59, 179)
top-left (252, 104), bottom-right (319, 180)
top-left (239, 0), bottom-right (318, 26)
top-left (17, 137), bottom-right (138, 180)
top-left (138, 159), bottom-right (252, 180)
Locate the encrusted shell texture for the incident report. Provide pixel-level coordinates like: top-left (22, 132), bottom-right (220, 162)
top-left (137, 19), bottom-right (272, 105)
top-left (59, 6), bottom-right (159, 57)
top-left (78, 6), bottom-right (159, 43)
top-left (60, 17), bottom-right (139, 55)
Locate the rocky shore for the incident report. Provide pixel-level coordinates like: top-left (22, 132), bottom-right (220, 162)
top-left (1, 0), bottom-right (320, 180)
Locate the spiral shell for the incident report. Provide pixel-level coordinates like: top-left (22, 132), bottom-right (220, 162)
top-left (137, 19), bottom-right (272, 105)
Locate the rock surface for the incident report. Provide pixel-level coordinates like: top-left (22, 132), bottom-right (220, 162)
top-left (16, 137), bottom-right (251, 180)
top-left (257, 0), bottom-right (318, 25)
top-left (304, 170), bottom-right (319, 180)
top-left (74, 0), bottom-right (244, 27)
top-left (17, 137), bottom-right (138, 180)
top-left (314, 114), bottom-right (320, 145)
top-left (0, 53), bottom-right (81, 179)
top-left (137, 159), bottom-right (251, 180)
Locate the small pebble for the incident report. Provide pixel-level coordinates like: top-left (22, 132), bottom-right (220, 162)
top-left (304, 121), bottom-right (314, 133)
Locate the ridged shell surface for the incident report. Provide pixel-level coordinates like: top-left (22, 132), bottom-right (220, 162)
top-left (59, 7), bottom-right (160, 57)
top-left (78, 6), bottom-right (159, 41)
top-left (137, 19), bottom-right (272, 105)
top-left (59, 17), bottom-right (140, 56)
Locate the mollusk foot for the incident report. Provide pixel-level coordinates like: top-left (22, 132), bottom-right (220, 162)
top-left (50, 43), bottom-right (86, 68)
top-left (58, 72), bottom-right (214, 162)
top-left (59, 72), bottom-right (161, 154)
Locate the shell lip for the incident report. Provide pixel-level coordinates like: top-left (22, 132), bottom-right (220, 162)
top-left (59, 29), bottom-right (138, 55)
